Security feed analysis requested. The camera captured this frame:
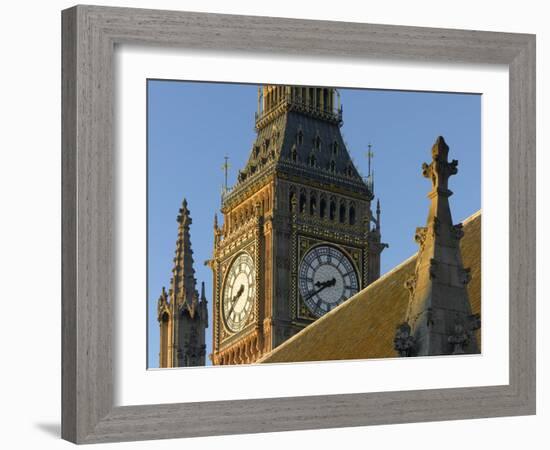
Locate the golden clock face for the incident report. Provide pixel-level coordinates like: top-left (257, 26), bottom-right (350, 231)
top-left (298, 245), bottom-right (359, 317)
top-left (223, 253), bottom-right (255, 332)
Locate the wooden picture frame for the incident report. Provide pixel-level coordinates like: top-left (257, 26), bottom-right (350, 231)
top-left (61, 5), bottom-right (536, 444)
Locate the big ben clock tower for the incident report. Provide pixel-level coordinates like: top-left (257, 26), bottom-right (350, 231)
top-left (210, 85), bottom-right (387, 365)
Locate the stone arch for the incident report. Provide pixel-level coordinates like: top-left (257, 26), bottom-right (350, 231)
top-left (309, 152), bottom-right (316, 167)
top-left (289, 187), bottom-right (296, 212)
top-left (329, 198), bottom-right (336, 221)
top-left (349, 203), bottom-right (356, 225)
top-left (314, 134), bottom-right (322, 150)
top-left (291, 144), bottom-right (297, 162)
top-left (320, 195), bottom-right (327, 219)
top-left (309, 191), bottom-right (317, 216)
top-left (299, 189), bottom-right (307, 214)
top-left (339, 201), bottom-right (346, 224)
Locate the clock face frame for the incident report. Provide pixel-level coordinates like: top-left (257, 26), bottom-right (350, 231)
top-left (222, 252), bottom-right (256, 333)
top-left (298, 245), bottom-right (359, 318)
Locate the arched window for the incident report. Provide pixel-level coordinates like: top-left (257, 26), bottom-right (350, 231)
top-left (309, 153), bottom-right (316, 167)
top-left (315, 135), bottom-right (321, 150)
top-left (330, 160), bottom-right (336, 173)
top-left (310, 195), bottom-right (317, 215)
top-left (349, 205), bottom-right (356, 225)
top-left (291, 146), bottom-right (297, 162)
top-left (339, 203), bottom-right (346, 223)
top-left (329, 201), bottom-right (336, 221)
top-left (320, 198), bottom-right (327, 219)
top-left (347, 165), bottom-right (353, 177)
top-left (297, 130), bottom-right (303, 146)
top-left (333, 141), bottom-right (339, 155)
top-left (299, 192), bottom-right (307, 213)
top-left (289, 191), bottom-right (296, 212)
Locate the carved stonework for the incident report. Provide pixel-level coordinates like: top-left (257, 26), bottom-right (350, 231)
top-left (459, 267), bottom-right (472, 285)
top-left (399, 137), bottom-right (480, 357)
top-left (156, 287), bottom-right (169, 321)
top-left (404, 274), bottom-right (417, 296)
top-left (159, 199), bottom-right (208, 368)
top-left (468, 313), bottom-right (482, 331)
top-left (452, 223), bottom-right (464, 240)
top-left (448, 321), bottom-right (470, 354)
top-left (394, 322), bottom-right (416, 357)
top-left (414, 227), bottom-right (428, 246)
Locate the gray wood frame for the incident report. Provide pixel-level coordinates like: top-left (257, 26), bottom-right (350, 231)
top-left (62, 5), bottom-right (536, 444)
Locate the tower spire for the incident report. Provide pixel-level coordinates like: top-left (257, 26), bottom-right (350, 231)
top-left (395, 136), bottom-right (480, 357)
top-left (171, 198), bottom-right (197, 306)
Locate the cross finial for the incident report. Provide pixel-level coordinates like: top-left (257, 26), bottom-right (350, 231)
top-left (367, 143), bottom-right (374, 178)
top-left (222, 155), bottom-right (231, 192)
top-left (421, 136), bottom-right (458, 195)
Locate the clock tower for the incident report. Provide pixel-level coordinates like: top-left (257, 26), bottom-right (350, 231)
top-left (210, 85), bottom-right (387, 365)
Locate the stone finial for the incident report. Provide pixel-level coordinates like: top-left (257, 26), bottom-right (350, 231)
top-left (157, 286), bottom-right (169, 320)
top-left (177, 198), bottom-right (192, 225)
top-left (422, 136), bottom-right (458, 195)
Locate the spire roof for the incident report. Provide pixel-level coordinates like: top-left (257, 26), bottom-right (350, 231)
top-left (171, 198), bottom-right (198, 309)
top-left (222, 85), bottom-right (372, 208)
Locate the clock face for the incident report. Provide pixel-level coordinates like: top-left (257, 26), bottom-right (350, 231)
top-left (223, 252), bottom-right (255, 332)
top-left (298, 245), bottom-right (359, 317)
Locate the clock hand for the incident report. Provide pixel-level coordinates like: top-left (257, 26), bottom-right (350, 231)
top-left (227, 284), bottom-right (245, 317)
top-left (305, 278), bottom-right (337, 301)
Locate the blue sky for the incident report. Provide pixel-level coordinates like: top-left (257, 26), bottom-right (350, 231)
top-left (147, 80), bottom-right (481, 368)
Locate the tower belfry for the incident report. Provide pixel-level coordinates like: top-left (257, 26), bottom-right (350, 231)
top-left (158, 198), bottom-right (208, 367)
top-left (211, 84), bottom-right (387, 365)
top-left (395, 137), bottom-right (480, 357)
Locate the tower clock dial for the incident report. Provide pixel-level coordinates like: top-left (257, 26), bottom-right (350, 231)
top-left (223, 252), bottom-right (256, 332)
top-left (298, 245), bottom-right (359, 317)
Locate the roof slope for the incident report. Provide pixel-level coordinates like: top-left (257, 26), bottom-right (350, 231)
top-left (259, 211), bottom-right (481, 364)
top-left (223, 102), bottom-right (372, 210)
